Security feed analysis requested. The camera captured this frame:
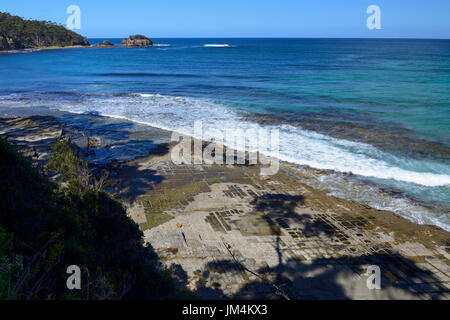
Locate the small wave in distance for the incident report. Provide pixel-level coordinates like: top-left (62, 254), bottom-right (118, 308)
top-left (203, 44), bottom-right (232, 47)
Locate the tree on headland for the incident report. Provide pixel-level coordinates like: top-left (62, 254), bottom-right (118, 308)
top-left (0, 12), bottom-right (90, 50)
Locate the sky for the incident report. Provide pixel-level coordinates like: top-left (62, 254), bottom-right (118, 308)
top-left (1, 0), bottom-right (449, 38)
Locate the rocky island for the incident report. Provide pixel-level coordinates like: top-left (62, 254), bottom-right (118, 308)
top-left (122, 34), bottom-right (153, 47)
top-left (93, 35), bottom-right (154, 48)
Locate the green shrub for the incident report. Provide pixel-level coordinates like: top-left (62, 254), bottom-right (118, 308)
top-left (0, 137), bottom-right (192, 299)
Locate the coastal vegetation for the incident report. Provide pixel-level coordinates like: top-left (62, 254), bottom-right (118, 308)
top-left (0, 137), bottom-right (190, 299)
top-left (0, 12), bottom-right (89, 50)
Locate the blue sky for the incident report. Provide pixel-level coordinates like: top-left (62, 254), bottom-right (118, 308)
top-left (1, 0), bottom-right (449, 38)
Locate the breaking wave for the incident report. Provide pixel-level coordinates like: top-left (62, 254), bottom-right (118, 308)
top-left (0, 91), bottom-right (449, 230)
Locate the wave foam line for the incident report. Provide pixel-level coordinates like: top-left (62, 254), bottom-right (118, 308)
top-left (2, 91), bottom-right (449, 188)
top-left (203, 44), bottom-right (231, 47)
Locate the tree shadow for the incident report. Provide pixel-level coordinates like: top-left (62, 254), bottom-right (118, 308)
top-left (113, 165), bottom-right (165, 203)
top-left (234, 252), bottom-right (450, 299)
top-left (101, 140), bottom-right (170, 202)
top-left (181, 193), bottom-right (450, 300)
top-left (251, 193), bottom-right (334, 238)
top-left (192, 252), bottom-right (449, 300)
top-left (249, 193), bottom-right (339, 291)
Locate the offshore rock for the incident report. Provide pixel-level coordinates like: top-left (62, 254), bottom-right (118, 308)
top-left (122, 34), bottom-right (153, 47)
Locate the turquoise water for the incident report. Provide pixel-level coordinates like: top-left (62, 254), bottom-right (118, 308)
top-left (0, 38), bottom-right (449, 229)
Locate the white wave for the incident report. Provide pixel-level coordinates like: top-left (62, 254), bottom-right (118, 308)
top-left (1, 92), bottom-right (449, 188)
top-left (313, 172), bottom-right (450, 232)
top-left (92, 94), bottom-right (450, 187)
top-left (135, 93), bottom-right (155, 98)
top-left (271, 124), bottom-right (450, 187)
top-left (2, 91), bottom-right (449, 230)
top-left (203, 44), bottom-right (231, 47)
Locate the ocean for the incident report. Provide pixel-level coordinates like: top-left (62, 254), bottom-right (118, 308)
top-left (0, 38), bottom-right (449, 230)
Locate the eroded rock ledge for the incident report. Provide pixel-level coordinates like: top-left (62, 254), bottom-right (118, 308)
top-left (1, 115), bottom-right (449, 300)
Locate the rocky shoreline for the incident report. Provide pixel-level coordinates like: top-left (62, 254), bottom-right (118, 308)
top-left (0, 34), bottom-right (154, 54)
top-left (0, 113), bottom-right (449, 300)
top-left (0, 45), bottom-right (91, 54)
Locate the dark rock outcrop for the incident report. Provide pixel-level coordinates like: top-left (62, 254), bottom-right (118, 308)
top-left (93, 40), bottom-right (118, 48)
top-left (70, 36), bottom-right (90, 46)
top-left (0, 35), bottom-right (12, 50)
top-left (122, 34), bottom-right (153, 47)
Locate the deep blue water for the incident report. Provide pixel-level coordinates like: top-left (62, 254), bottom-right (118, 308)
top-left (0, 38), bottom-right (449, 229)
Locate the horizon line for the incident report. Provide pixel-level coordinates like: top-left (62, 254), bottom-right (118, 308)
top-left (86, 36), bottom-right (450, 40)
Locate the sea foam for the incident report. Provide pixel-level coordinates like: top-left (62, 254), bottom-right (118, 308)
top-left (0, 91), bottom-right (449, 230)
top-left (203, 44), bottom-right (231, 47)
top-left (1, 91), bottom-right (449, 188)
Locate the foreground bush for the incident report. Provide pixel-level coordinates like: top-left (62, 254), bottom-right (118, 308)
top-left (0, 137), bottom-right (190, 299)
